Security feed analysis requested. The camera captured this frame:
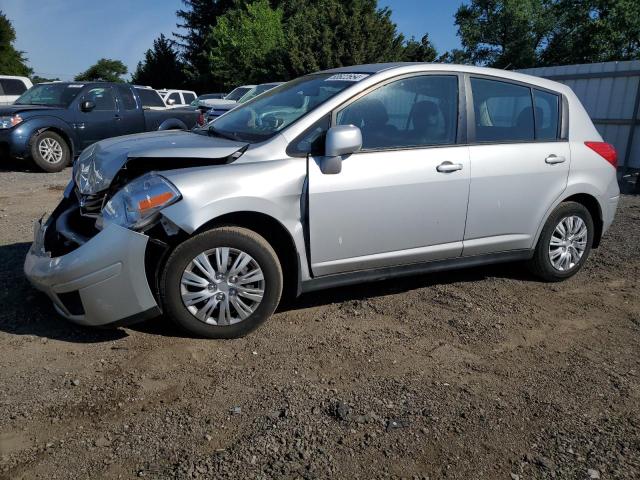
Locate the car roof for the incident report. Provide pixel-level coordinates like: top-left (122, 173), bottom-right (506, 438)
top-left (317, 62), bottom-right (571, 95)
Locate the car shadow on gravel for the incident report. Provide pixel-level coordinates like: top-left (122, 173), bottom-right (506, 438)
top-left (129, 261), bottom-right (536, 338)
top-left (0, 242), bottom-right (127, 344)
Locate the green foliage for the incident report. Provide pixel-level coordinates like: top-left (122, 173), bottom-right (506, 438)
top-left (31, 75), bottom-right (59, 84)
top-left (279, 0), bottom-right (405, 77)
top-left (176, 0), bottom-right (239, 90)
top-left (402, 34), bottom-right (438, 63)
top-left (542, 0), bottom-right (640, 65)
top-left (206, 0), bottom-right (286, 88)
top-left (454, 0), bottom-right (553, 69)
top-left (0, 10), bottom-right (32, 76)
top-left (75, 58), bottom-right (128, 82)
top-left (132, 34), bottom-right (187, 88)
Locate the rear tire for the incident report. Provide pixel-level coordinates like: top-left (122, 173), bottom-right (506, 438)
top-left (160, 226), bottom-right (283, 339)
top-left (527, 201), bottom-right (594, 282)
top-left (30, 130), bottom-right (71, 173)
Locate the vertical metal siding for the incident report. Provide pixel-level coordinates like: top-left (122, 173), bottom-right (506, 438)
top-left (519, 60), bottom-right (640, 171)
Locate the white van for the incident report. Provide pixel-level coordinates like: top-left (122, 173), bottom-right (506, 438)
top-left (0, 76), bottom-right (33, 105)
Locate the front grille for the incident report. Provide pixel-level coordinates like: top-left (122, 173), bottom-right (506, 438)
top-left (75, 190), bottom-right (106, 218)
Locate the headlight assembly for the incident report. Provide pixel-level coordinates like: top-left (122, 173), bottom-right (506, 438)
top-left (0, 114), bottom-right (23, 129)
top-left (102, 173), bottom-right (181, 230)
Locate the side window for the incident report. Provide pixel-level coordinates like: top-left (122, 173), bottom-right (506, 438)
top-left (336, 75), bottom-right (458, 150)
top-left (1, 79), bottom-right (28, 96)
top-left (533, 89), bottom-right (560, 141)
top-left (84, 87), bottom-right (116, 111)
top-left (135, 88), bottom-right (166, 108)
top-left (168, 92), bottom-right (181, 104)
top-left (471, 78), bottom-right (534, 142)
top-left (183, 92), bottom-right (196, 103)
top-left (287, 115), bottom-right (330, 157)
top-left (115, 85), bottom-right (137, 110)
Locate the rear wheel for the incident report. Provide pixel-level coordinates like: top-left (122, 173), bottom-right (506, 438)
top-left (528, 201), bottom-right (594, 281)
top-left (160, 226), bottom-right (282, 339)
top-left (30, 130), bottom-right (71, 173)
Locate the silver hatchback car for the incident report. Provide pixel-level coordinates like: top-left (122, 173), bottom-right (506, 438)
top-left (25, 63), bottom-right (620, 338)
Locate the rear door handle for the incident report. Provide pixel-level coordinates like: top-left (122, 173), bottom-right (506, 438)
top-left (436, 161), bottom-right (463, 173)
top-left (545, 154), bottom-right (566, 164)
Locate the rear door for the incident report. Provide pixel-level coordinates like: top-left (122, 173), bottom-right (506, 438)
top-left (75, 86), bottom-right (120, 148)
top-left (308, 74), bottom-right (470, 276)
top-left (114, 84), bottom-right (145, 135)
top-left (464, 76), bottom-right (570, 256)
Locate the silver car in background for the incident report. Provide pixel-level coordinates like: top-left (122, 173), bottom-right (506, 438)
top-left (24, 63), bottom-right (620, 338)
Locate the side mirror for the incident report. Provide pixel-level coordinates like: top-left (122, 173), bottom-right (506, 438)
top-left (321, 125), bottom-right (362, 174)
top-left (167, 98), bottom-right (176, 106)
top-left (80, 100), bottom-right (95, 112)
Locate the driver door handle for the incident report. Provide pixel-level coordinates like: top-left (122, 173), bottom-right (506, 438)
top-left (436, 161), bottom-right (463, 173)
top-left (545, 154), bottom-right (566, 164)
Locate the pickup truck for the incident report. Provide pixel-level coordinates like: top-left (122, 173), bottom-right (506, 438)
top-left (0, 82), bottom-right (202, 172)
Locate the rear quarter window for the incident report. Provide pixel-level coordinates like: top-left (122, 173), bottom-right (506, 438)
top-left (533, 89), bottom-right (560, 141)
top-left (1, 79), bottom-right (28, 96)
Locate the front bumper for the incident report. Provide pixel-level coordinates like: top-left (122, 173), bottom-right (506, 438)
top-left (24, 213), bottom-right (160, 327)
top-left (0, 125), bottom-right (31, 159)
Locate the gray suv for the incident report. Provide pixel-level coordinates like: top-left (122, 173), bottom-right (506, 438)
top-left (25, 63), bottom-right (620, 338)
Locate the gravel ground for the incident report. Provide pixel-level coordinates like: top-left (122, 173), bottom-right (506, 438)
top-left (0, 162), bottom-right (639, 479)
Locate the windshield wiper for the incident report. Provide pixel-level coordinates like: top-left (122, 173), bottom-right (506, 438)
top-left (208, 125), bottom-right (240, 142)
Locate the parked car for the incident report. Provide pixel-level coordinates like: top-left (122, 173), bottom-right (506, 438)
top-left (0, 82), bottom-right (202, 172)
top-left (191, 93), bottom-right (227, 108)
top-left (157, 89), bottom-right (198, 107)
top-left (200, 85), bottom-right (255, 113)
top-left (205, 82), bottom-right (284, 121)
top-left (0, 75), bottom-right (33, 105)
top-left (25, 63), bottom-right (620, 339)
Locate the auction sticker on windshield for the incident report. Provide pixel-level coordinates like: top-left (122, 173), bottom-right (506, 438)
top-left (325, 73), bottom-right (370, 82)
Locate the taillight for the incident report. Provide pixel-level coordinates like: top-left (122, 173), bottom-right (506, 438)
top-left (585, 141), bottom-right (617, 169)
top-left (197, 111), bottom-right (205, 126)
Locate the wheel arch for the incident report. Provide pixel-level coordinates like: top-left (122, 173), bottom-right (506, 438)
top-left (192, 211), bottom-right (302, 300)
top-left (158, 118), bottom-right (188, 131)
top-left (34, 126), bottom-right (75, 158)
top-left (561, 193), bottom-right (603, 248)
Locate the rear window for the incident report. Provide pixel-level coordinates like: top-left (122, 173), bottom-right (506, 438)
top-left (135, 88), bottom-right (166, 108)
top-left (1, 79), bottom-right (28, 96)
top-left (471, 78), bottom-right (534, 142)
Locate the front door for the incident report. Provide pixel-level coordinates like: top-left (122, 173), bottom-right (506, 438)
top-left (76, 86), bottom-right (120, 148)
top-left (463, 77), bottom-right (571, 256)
top-left (308, 74), bottom-right (470, 277)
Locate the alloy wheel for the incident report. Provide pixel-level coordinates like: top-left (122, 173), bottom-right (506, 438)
top-left (38, 137), bottom-right (64, 164)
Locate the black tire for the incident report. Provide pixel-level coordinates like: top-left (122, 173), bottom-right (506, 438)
top-left (29, 130), bottom-right (71, 173)
top-left (160, 226), bottom-right (283, 339)
top-left (527, 201), bottom-right (594, 282)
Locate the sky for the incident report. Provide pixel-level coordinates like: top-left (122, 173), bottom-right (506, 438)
top-left (2, 0), bottom-right (464, 82)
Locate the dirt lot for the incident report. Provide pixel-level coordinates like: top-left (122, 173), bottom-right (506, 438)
top-left (0, 162), bottom-right (638, 480)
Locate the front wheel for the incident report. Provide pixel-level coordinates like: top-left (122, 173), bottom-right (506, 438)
top-left (29, 130), bottom-right (71, 173)
top-left (527, 201), bottom-right (594, 282)
top-left (160, 227), bottom-right (283, 339)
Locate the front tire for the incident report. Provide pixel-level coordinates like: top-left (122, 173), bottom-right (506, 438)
top-left (160, 227), bottom-right (283, 339)
top-left (528, 201), bottom-right (594, 282)
top-left (29, 130), bottom-right (71, 173)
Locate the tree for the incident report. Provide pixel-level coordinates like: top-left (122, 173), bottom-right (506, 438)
top-left (279, 0), bottom-right (405, 78)
top-left (132, 34), bottom-right (186, 88)
top-left (541, 0), bottom-right (640, 65)
top-left (402, 34), bottom-right (438, 62)
top-left (205, 0), bottom-right (286, 88)
top-left (31, 75), bottom-right (59, 84)
top-left (0, 10), bottom-right (32, 76)
top-left (75, 58), bottom-right (128, 82)
top-left (454, 0), bottom-right (554, 69)
top-left (175, 0), bottom-right (239, 90)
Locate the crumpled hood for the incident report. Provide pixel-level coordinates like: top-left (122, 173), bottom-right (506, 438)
top-left (74, 130), bottom-right (248, 195)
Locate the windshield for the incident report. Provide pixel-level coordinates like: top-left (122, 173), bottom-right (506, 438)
top-left (15, 83), bottom-right (83, 107)
top-left (225, 87), bottom-right (252, 101)
top-left (211, 74), bottom-right (363, 143)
